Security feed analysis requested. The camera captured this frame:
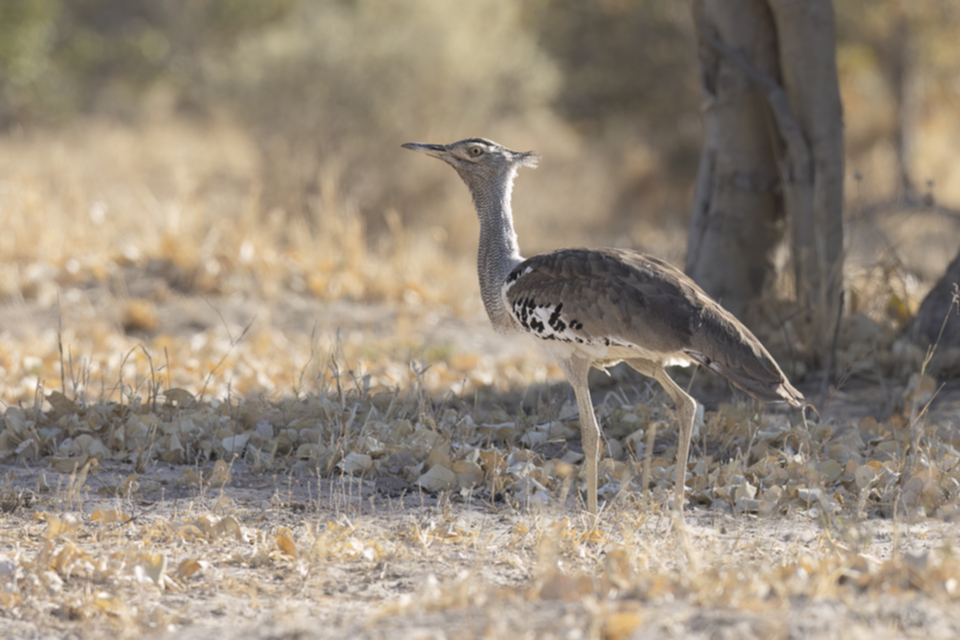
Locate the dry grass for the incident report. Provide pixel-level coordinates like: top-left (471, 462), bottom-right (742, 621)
top-left (1, 306), bottom-right (960, 638)
top-left (1, 117), bottom-right (960, 638)
top-left (1, 375), bottom-right (960, 638)
top-left (0, 115), bottom-right (478, 312)
top-left (0, 115), bottom-right (492, 408)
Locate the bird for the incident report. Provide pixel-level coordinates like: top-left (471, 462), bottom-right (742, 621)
top-left (402, 137), bottom-right (803, 520)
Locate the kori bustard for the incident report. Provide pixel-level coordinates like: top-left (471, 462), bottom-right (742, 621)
top-left (403, 137), bottom-right (803, 518)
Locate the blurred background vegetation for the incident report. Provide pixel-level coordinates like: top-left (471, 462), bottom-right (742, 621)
top-left (1, 0), bottom-right (958, 327)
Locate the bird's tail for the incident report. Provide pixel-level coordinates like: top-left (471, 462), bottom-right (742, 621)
top-left (685, 349), bottom-right (804, 408)
top-left (716, 361), bottom-right (804, 407)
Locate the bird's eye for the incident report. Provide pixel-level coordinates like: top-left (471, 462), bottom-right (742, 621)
top-left (469, 146), bottom-right (483, 157)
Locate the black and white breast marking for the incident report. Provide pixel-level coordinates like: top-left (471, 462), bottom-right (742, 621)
top-left (502, 267), bottom-right (621, 346)
top-left (508, 296), bottom-right (607, 345)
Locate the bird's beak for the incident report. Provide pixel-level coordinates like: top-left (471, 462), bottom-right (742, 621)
top-left (401, 142), bottom-right (449, 160)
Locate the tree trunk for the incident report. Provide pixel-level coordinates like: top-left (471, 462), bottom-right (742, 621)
top-left (889, 14), bottom-right (918, 198)
top-left (686, 0), bottom-right (784, 321)
top-left (687, 0), bottom-right (845, 365)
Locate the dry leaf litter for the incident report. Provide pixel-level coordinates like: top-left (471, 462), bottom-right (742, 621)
top-left (0, 335), bottom-right (959, 638)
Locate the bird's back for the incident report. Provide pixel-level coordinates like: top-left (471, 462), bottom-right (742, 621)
top-left (503, 247), bottom-right (803, 406)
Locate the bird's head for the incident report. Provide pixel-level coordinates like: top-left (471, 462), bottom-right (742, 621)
top-left (402, 138), bottom-right (540, 188)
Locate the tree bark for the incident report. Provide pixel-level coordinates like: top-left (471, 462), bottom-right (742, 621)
top-left (889, 14), bottom-right (918, 197)
top-left (768, 0), bottom-right (845, 332)
top-left (686, 0), bottom-right (784, 321)
top-left (687, 0), bottom-right (844, 364)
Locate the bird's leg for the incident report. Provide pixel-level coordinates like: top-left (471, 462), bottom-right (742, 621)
top-left (652, 369), bottom-right (696, 515)
top-left (557, 356), bottom-right (599, 521)
top-left (624, 359), bottom-right (696, 515)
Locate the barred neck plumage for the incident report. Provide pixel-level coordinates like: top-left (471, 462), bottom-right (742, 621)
top-left (462, 167), bottom-right (524, 333)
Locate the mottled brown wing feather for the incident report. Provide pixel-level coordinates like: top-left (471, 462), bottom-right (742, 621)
top-left (505, 248), bottom-right (803, 406)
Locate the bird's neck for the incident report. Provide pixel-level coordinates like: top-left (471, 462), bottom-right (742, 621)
top-left (465, 170), bottom-right (524, 332)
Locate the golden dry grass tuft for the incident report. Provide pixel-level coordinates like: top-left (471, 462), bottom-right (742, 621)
top-left (121, 300), bottom-right (159, 334)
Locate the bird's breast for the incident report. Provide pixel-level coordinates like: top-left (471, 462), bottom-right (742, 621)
top-left (505, 293), bottom-right (588, 344)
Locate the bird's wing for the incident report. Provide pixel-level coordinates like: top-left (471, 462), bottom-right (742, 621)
top-left (503, 248), bottom-right (803, 406)
top-left (502, 248), bottom-right (698, 354)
